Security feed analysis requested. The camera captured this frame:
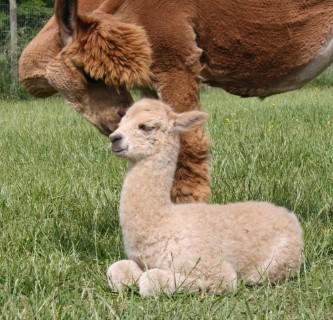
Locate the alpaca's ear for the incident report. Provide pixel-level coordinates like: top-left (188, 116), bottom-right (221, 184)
top-left (55, 0), bottom-right (78, 47)
top-left (75, 14), bottom-right (153, 89)
top-left (173, 111), bottom-right (208, 132)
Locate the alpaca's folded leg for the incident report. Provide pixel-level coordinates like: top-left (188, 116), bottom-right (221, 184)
top-left (107, 260), bottom-right (143, 292)
top-left (193, 261), bottom-right (238, 293)
top-left (209, 261), bottom-right (238, 293)
top-left (138, 269), bottom-right (187, 297)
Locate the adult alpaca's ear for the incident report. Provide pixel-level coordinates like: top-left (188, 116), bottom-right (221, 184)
top-left (173, 111), bottom-right (209, 132)
top-left (74, 14), bottom-right (153, 89)
top-left (55, 0), bottom-right (78, 47)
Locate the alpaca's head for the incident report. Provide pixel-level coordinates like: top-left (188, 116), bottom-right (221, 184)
top-left (109, 99), bottom-right (208, 161)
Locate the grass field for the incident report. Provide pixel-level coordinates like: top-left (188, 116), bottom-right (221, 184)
top-left (0, 87), bottom-right (332, 319)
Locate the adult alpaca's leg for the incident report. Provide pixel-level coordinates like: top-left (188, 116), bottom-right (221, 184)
top-left (175, 127), bottom-right (210, 203)
top-left (107, 260), bottom-right (143, 291)
top-left (156, 69), bottom-right (211, 203)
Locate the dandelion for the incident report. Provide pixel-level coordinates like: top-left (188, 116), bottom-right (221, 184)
top-left (225, 118), bottom-right (232, 125)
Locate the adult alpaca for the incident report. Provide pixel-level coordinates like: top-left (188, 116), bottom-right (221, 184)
top-left (107, 99), bottom-right (303, 297)
top-left (19, 0), bottom-right (333, 203)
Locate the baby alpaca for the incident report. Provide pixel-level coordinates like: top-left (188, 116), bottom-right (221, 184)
top-left (107, 98), bottom-right (303, 297)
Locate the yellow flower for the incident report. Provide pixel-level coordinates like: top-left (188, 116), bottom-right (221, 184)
top-left (225, 118), bottom-right (231, 125)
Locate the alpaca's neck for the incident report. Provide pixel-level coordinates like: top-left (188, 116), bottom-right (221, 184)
top-left (120, 150), bottom-right (177, 216)
top-left (120, 149), bottom-right (175, 264)
top-left (119, 139), bottom-right (179, 261)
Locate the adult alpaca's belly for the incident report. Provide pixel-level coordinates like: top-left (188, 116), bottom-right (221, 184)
top-left (200, 30), bottom-right (333, 98)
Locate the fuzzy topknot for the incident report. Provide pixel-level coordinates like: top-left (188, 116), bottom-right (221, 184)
top-left (74, 14), bottom-right (153, 89)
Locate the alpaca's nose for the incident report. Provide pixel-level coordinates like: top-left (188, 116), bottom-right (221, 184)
top-left (110, 133), bottom-right (123, 144)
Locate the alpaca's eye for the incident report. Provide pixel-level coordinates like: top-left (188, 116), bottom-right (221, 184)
top-left (80, 69), bottom-right (98, 83)
top-left (139, 124), bottom-right (155, 132)
top-left (117, 109), bottom-right (126, 118)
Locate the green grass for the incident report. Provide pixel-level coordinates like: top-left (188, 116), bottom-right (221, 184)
top-left (0, 88), bottom-right (332, 319)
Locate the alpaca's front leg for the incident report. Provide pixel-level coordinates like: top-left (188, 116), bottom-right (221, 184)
top-left (156, 70), bottom-right (211, 203)
top-left (174, 127), bottom-right (210, 203)
top-left (138, 263), bottom-right (238, 297)
top-left (138, 269), bottom-right (188, 297)
top-left (107, 260), bottom-right (143, 291)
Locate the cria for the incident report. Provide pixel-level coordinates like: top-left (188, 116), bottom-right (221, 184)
top-left (107, 99), bottom-right (303, 297)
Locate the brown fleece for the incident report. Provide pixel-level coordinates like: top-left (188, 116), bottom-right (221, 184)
top-left (19, 0), bottom-right (333, 203)
top-left (193, 0), bottom-right (333, 96)
top-left (20, 0), bottom-right (333, 97)
top-left (18, 0), bottom-right (104, 97)
top-left (71, 13), bottom-right (152, 88)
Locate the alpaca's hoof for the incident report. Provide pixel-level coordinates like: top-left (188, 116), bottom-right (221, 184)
top-left (107, 260), bottom-right (143, 291)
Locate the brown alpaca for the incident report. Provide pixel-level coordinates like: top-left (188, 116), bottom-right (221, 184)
top-left (19, 0), bottom-right (333, 203)
top-left (107, 99), bottom-right (303, 297)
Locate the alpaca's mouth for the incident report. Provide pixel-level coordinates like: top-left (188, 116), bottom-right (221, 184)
top-left (111, 145), bottom-right (128, 155)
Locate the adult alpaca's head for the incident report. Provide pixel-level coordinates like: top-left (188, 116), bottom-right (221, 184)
top-left (110, 99), bottom-right (208, 162)
top-left (43, 0), bottom-right (153, 136)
